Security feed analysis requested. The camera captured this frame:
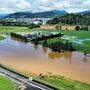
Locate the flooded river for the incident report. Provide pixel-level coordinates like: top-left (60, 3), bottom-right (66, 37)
top-left (0, 36), bottom-right (90, 84)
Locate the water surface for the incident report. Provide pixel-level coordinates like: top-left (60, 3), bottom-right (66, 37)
top-left (0, 36), bottom-right (90, 84)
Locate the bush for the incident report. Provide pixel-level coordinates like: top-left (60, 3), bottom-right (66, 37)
top-left (80, 26), bottom-right (88, 31)
top-left (28, 23), bottom-right (40, 29)
top-left (75, 26), bottom-right (80, 31)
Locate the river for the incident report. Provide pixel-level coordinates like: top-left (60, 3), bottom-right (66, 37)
top-left (0, 36), bottom-right (90, 84)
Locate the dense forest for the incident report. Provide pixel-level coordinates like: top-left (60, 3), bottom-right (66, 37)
top-left (47, 13), bottom-right (90, 25)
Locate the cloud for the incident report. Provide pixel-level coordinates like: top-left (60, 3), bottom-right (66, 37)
top-left (0, 0), bottom-right (31, 13)
top-left (0, 0), bottom-right (90, 13)
top-left (16, 0), bottom-right (31, 9)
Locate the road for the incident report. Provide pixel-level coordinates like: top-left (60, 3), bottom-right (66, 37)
top-left (0, 67), bottom-right (55, 90)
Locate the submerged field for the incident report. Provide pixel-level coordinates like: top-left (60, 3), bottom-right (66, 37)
top-left (0, 26), bottom-right (90, 89)
top-left (0, 26), bottom-right (90, 53)
top-left (0, 75), bottom-right (16, 90)
top-left (0, 26), bottom-right (90, 38)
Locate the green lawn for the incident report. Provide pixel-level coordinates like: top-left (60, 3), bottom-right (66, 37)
top-left (0, 75), bottom-right (16, 90)
top-left (35, 74), bottom-right (90, 90)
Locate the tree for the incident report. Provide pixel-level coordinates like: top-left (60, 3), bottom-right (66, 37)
top-left (75, 26), bottom-right (80, 31)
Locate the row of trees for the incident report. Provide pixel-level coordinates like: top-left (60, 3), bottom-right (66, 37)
top-left (75, 26), bottom-right (88, 31)
top-left (55, 25), bottom-right (89, 31)
top-left (0, 20), bottom-right (41, 29)
top-left (0, 20), bottom-right (28, 27)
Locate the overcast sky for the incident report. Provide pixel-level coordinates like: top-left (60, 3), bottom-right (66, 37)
top-left (0, 0), bottom-right (90, 13)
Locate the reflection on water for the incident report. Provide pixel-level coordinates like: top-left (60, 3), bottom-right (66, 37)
top-left (33, 44), bottom-right (38, 50)
top-left (0, 36), bottom-right (90, 84)
top-left (83, 57), bottom-right (88, 63)
top-left (48, 51), bottom-right (73, 64)
top-left (42, 47), bottom-right (48, 53)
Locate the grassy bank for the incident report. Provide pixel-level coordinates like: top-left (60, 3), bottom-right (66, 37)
top-left (1, 64), bottom-right (90, 90)
top-left (35, 74), bottom-right (90, 90)
top-left (0, 35), bottom-right (5, 41)
top-left (0, 75), bottom-right (17, 90)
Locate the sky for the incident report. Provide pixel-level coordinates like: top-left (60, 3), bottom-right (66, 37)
top-left (0, 0), bottom-right (90, 13)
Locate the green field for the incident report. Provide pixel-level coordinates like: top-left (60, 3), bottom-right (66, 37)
top-left (35, 74), bottom-right (90, 90)
top-left (0, 75), bottom-right (16, 90)
top-left (0, 26), bottom-right (32, 34)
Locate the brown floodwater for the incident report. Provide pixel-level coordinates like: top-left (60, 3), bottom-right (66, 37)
top-left (0, 36), bottom-right (90, 84)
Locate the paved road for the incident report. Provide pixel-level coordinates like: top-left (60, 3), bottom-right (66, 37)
top-left (0, 67), bottom-right (55, 90)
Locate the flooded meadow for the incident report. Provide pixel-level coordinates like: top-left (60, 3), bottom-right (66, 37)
top-left (0, 36), bottom-right (90, 84)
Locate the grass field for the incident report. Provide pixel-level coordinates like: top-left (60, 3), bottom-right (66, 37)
top-left (35, 74), bottom-right (90, 90)
top-left (0, 26), bottom-right (32, 34)
top-left (0, 75), bottom-right (16, 90)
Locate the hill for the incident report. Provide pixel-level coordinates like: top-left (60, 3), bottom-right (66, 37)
top-left (3, 10), bottom-right (67, 19)
top-left (0, 13), bottom-right (9, 19)
top-left (79, 10), bottom-right (90, 14)
top-left (47, 13), bottom-right (90, 25)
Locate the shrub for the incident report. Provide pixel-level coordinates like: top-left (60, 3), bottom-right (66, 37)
top-left (28, 23), bottom-right (40, 29)
top-left (75, 26), bottom-right (80, 31)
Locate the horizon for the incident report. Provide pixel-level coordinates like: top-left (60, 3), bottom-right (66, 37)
top-left (0, 0), bottom-right (90, 14)
top-left (0, 9), bottom-right (90, 15)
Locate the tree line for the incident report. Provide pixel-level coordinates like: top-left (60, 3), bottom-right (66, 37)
top-left (0, 20), bottom-right (41, 29)
top-left (47, 13), bottom-right (90, 25)
top-left (55, 25), bottom-right (89, 31)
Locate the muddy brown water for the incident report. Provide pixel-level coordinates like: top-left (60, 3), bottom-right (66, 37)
top-left (0, 36), bottom-right (90, 84)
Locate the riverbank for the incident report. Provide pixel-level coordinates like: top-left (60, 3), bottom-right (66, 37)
top-left (0, 64), bottom-right (90, 90)
top-left (35, 73), bottom-right (90, 90)
top-left (0, 35), bottom-right (5, 41)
